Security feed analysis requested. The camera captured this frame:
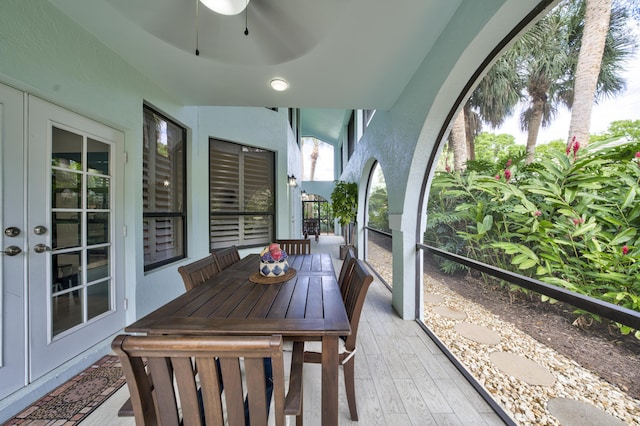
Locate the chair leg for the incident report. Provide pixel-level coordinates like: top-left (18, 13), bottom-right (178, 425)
top-left (296, 397), bottom-right (303, 426)
top-left (343, 358), bottom-right (358, 421)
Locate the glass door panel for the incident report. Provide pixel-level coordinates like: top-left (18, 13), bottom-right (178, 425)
top-left (50, 127), bottom-right (112, 337)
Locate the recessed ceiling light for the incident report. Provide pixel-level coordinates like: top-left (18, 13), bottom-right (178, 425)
top-left (270, 78), bottom-right (289, 91)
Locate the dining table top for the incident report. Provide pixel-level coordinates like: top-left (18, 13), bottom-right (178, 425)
top-left (125, 252), bottom-right (351, 338)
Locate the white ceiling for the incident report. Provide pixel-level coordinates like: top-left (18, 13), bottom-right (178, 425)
top-left (49, 0), bottom-right (461, 110)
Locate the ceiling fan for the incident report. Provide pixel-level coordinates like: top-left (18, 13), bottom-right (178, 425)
top-left (107, 0), bottom-right (348, 66)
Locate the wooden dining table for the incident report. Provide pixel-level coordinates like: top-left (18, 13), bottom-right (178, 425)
top-left (125, 252), bottom-right (351, 426)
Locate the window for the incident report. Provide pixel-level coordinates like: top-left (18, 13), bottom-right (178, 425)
top-left (209, 139), bottom-right (275, 249)
top-left (347, 111), bottom-right (355, 163)
top-left (300, 137), bottom-right (334, 181)
top-left (142, 105), bottom-right (186, 271)
top-left (362, 109), bottom-right (376, 128)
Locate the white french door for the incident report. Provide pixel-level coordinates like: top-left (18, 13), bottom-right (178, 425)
top-left (27, 96), bottom-right (125, 381)
top-left (0, 85), bottom-right (126, 395)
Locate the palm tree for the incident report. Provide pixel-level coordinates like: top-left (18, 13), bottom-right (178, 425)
top-left (513, 8), bottom-right (574, 163)
top-left (567, 0), bottom-right (612, 146)
top-left (465, 49), bottom-right (523, 159)
top-left (449, 111), bottom-right (467, 171)
top-left (309, 138), bottom-right (319, 180)
top-left (567, 0), bottom-right (634, 147)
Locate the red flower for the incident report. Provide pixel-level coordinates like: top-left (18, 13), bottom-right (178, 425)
top-left (622, 246), bottom-right (629, 255)
top-left (506, 159), bottom-right (512, 168)
top-left (567, 136), bottom-right (580, 159)
top-left (495, 174), bottom-right (500, 180)
top-left (566, 136), bottom-right (574, 155)
top-left (534, 210), bottom-right (542, 217)
top-left (573, 140), bottom-right (580, 155)
top-left (504, 169), bottom-right (512, 181)
top-left (635, 152), bottom-right (640, 159)
top-left (573, 218), bottom-right (584, 226)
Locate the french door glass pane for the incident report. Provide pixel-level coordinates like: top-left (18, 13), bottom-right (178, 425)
top-left (52, 127), bottom-right (82, 170)
top-left (52, 170), bottom-right (81, 209)
top-left (88, 176), bottom-right (110, 209)
top-left (87, 281), bottom-right (110, 320)
top-left (52, 213), bottom-right (81, 249)
top-left (87, 138), bottom-right (110, 175)
top-left (87, 247), bottom-right (109, 282)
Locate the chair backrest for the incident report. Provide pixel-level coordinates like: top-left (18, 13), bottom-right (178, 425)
top-left (177, 255), bottom-right (221, 291)
top-left (112, 334), bottom-right (288, 426)
top-left (275, 239), bottom-right (311, 255)
top-left (343, 260), bottom-right (374, 350)
top-left (338, 247), bottom-right (356, 299)
top-left (213, 245), bottom-right (241, 270)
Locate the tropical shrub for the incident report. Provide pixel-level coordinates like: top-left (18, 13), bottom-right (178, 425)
top-left (426, 133), bottom-right (640, 338)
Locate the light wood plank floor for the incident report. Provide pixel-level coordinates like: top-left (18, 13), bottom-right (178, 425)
top-left (82, 237), bottom-right (504, 425)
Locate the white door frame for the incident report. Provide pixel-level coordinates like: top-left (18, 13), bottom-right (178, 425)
top-left (0, 83), bottom-right (27, 400)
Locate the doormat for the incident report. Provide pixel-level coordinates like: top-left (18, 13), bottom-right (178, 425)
top-left (3, 355), bottom-right (126, 425)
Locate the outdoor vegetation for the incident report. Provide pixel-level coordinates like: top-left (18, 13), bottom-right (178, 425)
top-left (426, 0), bottom-right (640, 339)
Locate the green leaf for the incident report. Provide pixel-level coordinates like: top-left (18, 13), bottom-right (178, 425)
top-left (518, 259), bottom-right (537, 270)
top-left (571, 221), bottom-right (598, 238)
top-left (622, 187), bottom-right (636, 210)
top-left (512, 253), bottom-right (530, 265)
top-left (610, 228), bottom-right (636, 246)
top-left (564, 187), bottom-right (577, 203)
top-left (619, 325), bottom-right (632, 335)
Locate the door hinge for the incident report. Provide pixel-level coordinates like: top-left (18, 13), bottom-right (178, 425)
top-left (123, 298), bottom-right (128, 310)
top-left (123, 225), bottom-right (127, 237)
top-left (123, 151), bottom-right (128, 164)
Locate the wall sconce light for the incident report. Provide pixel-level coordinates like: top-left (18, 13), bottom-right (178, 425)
top-left (287, 175), bottom-right (298, 187)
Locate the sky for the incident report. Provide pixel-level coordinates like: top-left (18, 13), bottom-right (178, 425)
top-left (495, 38), bottom-right (640, 146)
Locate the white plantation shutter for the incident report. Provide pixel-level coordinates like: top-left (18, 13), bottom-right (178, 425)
top-left (142, 106), bottom-right (186, 270)
top-left (210, 140), bottom-right (274, 249)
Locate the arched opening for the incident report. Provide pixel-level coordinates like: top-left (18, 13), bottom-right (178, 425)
top-left (418, 1), bottom-right (640, 424)
top-left (364, 162), bottom-right (392, 286)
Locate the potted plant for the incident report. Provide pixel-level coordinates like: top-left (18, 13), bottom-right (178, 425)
top-left (330, 180), bottom-right (358, 259)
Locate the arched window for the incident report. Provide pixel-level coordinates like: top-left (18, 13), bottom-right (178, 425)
top-left (365, 162), bottom-right (391, 286)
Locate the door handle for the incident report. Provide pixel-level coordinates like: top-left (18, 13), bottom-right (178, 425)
top-left (2, 246), bottom-right (22, 256)
top-left (33, 244), bottom-right (52, 254)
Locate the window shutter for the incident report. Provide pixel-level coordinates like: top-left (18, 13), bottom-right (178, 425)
top-left (209, 140), bottom-right (274, 249)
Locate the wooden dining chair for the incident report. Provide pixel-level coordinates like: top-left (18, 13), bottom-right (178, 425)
top-left (112, 334), bottom-right (304, 426)
top-left (303, 259), bottom-right (373, 421)
top-left (275, 239), bottom-right (311, 255)
top-left (177, 255), bottom-right (221, 291)
top-left (337, 247), bottom-right (357, 300)
top-left (212, 245), bottom-right (241, 270)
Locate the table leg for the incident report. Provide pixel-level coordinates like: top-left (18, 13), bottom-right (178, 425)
top-left (321, 335), bottom-right (339, 426)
